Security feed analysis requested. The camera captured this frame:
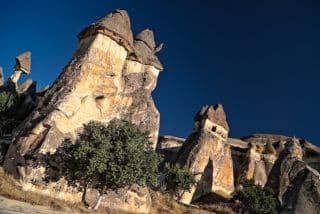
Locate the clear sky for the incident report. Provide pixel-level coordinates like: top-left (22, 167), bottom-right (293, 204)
top-left (1, 0), bottom-right (320, 144)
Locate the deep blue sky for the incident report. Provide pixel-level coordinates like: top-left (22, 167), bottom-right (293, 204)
top-left (1, 0), bottom-right (320, 144)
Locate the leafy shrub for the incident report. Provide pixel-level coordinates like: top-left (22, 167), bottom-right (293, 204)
top-left (232, 180), bottom-right (278, 214)
top-left (0, 91), bottom-right (17, 115)
top-left (0, 91), bottom-right (19, 136)
top-left (163, 163), bottom-right (196, 199)
top-left (58, 120), bottom-right (162, 209)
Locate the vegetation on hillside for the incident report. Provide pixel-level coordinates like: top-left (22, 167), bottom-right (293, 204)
top-left (0, 90), bottom-right (19, 137)
top-left (0, 91), bottom-right (17, 113)
top-left (163, 163), bottom-right (196, 200)
top-left (56, 120), bottom-right (162, 209)
top-left (232, 179), bottom-right (278, 214)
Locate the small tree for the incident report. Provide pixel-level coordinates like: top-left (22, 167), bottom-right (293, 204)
top-left (232, 180), bottom-right (278, 214)
top-left (163, 163), bottom-right (196, 200)
top-left (61, 120), bottom-right (162, 209)
top-left (0, 91), bottom-right (19, 136)
top-left (0, 91), bottom-right (17, 114)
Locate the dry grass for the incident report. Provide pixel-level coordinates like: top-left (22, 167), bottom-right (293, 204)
top-left (0, 167), bottom-right (95, 213)
top-left (149, 190), bottom-right (213, 214)
top-left (198, 204), bottom-right (235, 214)
top-left (0, 167), bottom-right (234, 213)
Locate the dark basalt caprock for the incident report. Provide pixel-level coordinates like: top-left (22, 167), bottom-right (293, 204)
top-left (78, 9), bottom-right (134, 52)
top-left (129, 29), bottom-right (163, 70)
top-left (15, 51), bottom-right (31, 74)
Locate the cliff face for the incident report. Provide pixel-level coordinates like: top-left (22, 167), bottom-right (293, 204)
top-left (4, 10), bottom-right (163, 181)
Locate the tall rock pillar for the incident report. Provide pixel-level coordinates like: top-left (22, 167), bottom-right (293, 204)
top-left (175, 104), bottom-right (234, 204)
top-left (4, 10), bottom-right (163, 180)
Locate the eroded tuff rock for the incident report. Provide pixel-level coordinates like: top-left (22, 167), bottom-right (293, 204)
top-left (3, 10), bottom-right (162, 213)
top-left (0, 52), bottom-right (37, 140)
top-left (157, 136), bottom-right (185, 161)
top-left (231, 134), bottom-right (320, 188)
top-left (84, 184), bottom-right (151, 213)
top-left (266, 138), bottom-right (320, 213)
top-left (174, 104), bottom-right (234, 204)
top-left (235, 142), bottom-right (277, 187)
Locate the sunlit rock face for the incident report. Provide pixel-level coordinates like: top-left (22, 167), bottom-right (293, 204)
top-left (174, 104), bottom-right (234, 204)
top-left (4, 11), bottom-right (162, 210)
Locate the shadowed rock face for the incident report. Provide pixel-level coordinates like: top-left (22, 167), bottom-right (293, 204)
top-left (235, 142), bottom-right (277, 187)
top-left (0, 52), bottom-right (37, 140)
top-left (174, 104), bottom-right (234, 204)
top-left (4, 9), bottom-right (163, 190)
top-left (266, 139), bottom-right (320, 213)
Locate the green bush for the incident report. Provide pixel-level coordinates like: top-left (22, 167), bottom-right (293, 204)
top-left (163, 163), bottom-right (196, 199)
top-left (232, 180), bottom-right (278, 214)
top-left (59, 120), bottom-right (162, 209)
top-left (0, 91), bottom-right (17, 115)
top-left (0, 91), bottom-right (19, 136)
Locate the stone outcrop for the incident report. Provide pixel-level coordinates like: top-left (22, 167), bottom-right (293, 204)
top-left (3, 9), bottom-right (162, 213)
top-left (84, 184), bottom-right (151, 213)
top-left (266, 138), bottom-right (320, 213)
top-left (230, 134), bottom-right (320, 188)
top-left (241, 134), bottom-right (291, 145)
top-left (174, 104), bottom-right (234, 204)
top-left (4, 9), bottom-right (163, 180)
top-left (157, 125), bottom-right (320, 207)
top-left (0, 52), bottom-right (37, 140)
top-left (157, 135), bottom-right (185, 166)
top-left (236, 142), bottom-right (277, 187)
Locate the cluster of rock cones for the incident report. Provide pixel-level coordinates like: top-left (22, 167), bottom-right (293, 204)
top-left (0, 9), bottom-right (319, 214)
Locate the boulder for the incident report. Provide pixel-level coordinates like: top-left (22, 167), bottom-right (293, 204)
top-left (174, 104), bottom-right (234, 204)
top-left (84, 185), bottom-right (152, 213)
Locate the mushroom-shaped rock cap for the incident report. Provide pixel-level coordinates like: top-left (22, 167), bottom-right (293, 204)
top-left (135, 29), bottom-right (156, 49)
top-left (128, 29), bottom-right (164, 70)
top-left (15, 51), bottom-right (31, 74)
top-left (78, 9), bottom-right (133, 52)
top-left (194, 104), bottom-right (230, 131)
